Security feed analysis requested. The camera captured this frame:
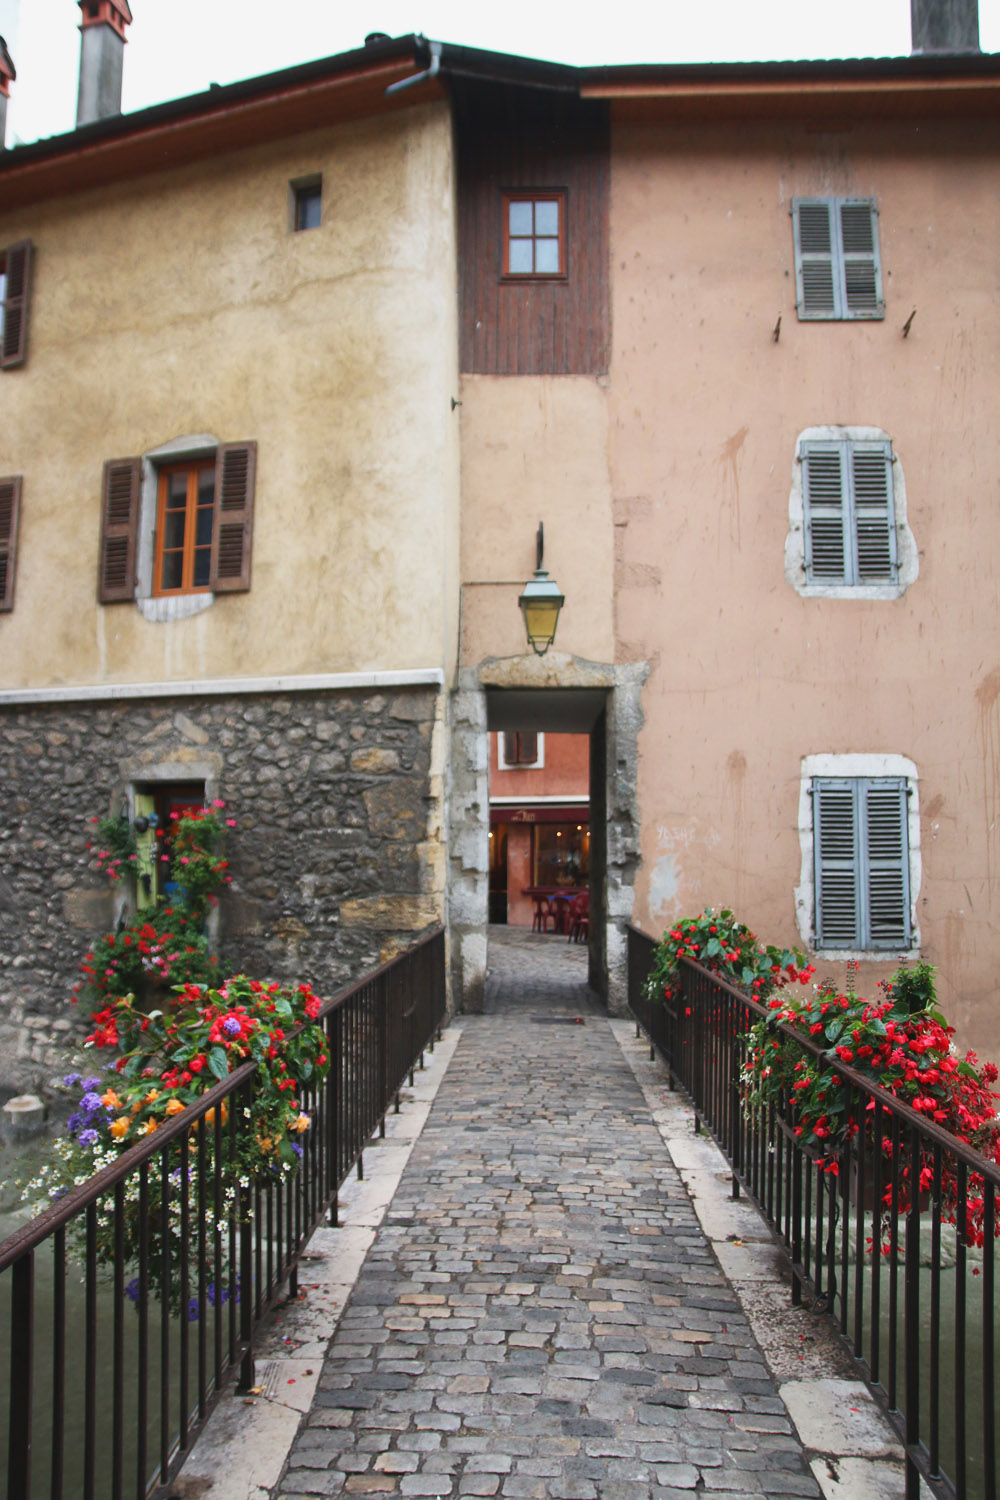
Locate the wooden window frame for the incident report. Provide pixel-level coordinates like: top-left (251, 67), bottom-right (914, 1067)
top-left (98, 440), bottom-right (256, 605)
top-left (791, 197), bottom-right (884, 321)
top-left (801, 437), bottom-right (898, 585)
top-left (152, 459), bottom-right (216, 598)
top-left (501, 190), bottom-right (567, 281)
top-left (812, 776), bottom-right (912, 951)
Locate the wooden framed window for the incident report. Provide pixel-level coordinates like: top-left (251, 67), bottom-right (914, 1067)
top-left (813, 777), bottom-right (911, 950)
top-left (802, 438), bottom-right (897, 584)
top-left (0, 475), bottom-right (22, 612)
top-left (502, 731), bottom-right (540, 767)
top-left (792, 198), bottom-right (884, 320)
top-left (153, 460), bottom-right (216, 595)
top-left (0, 239), bottom-right (33, 369)
top-left (98, 441), bottom-right (256, 604)
top-left (501, 191), bottom-right (566, 278)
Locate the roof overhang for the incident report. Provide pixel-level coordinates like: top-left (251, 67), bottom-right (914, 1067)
top-left (0, 36), bottom-right (441, 212)
top-left (581, 54), bottom-right (1000, 125)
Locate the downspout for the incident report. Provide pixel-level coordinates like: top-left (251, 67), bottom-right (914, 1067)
top-left (384, 39), bottom-right (442, 96)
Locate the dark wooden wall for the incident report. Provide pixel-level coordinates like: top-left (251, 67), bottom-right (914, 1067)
top-left (456, 84), bottom-right (610, 376)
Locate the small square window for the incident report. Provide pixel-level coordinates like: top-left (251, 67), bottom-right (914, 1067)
top-left (501, 191), bottom-right (566, 279)
top-left (292, 179), bottom-right (322, 232)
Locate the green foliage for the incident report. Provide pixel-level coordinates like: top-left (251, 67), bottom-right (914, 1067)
top-left (643, 907), bottom-right (813, 1007)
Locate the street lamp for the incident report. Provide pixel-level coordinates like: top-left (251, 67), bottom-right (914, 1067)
top-left (518, 522), bottom-right (564, 656)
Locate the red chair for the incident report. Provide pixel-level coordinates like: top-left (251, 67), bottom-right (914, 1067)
top-left (567, 891), bottom-right (589, 943)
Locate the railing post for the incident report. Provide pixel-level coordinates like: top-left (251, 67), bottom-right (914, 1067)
top-left (903, 1125), bottom-right (920, 1500)
top-left (237, 1173), bottom-right (255, 1394)
top-left (7, 1252), bottom-right (33, 1500)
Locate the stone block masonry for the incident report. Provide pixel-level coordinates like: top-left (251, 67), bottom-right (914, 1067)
top-left (0, 686), bottom-right (444, 1096)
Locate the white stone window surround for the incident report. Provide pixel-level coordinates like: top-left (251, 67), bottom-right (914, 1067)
top-left (497, 731), bottom-right (546, 770)
top-left (784, 425), bottom-right (918, 601)
top-left (794, 752), bottom-right (921, 958)
top-left (136, 433), bottom-right (220, 624)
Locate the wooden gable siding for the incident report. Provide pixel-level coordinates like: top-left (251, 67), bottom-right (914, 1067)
top-left (457, 86), bottom-right (610, 376)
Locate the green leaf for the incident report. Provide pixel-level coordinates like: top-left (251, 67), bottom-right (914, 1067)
top-left (208, 1047), bottom-right (229, 1082)
top-left (706, 937), bottom-right (722, 957)
top-left (825, 1020), bottom-right (846, 1044)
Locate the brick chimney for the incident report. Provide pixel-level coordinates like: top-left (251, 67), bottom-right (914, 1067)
top-left (0, 36), bottom-right (14, 150)
top-left (911, 0), bottom-right (980, 52)
top-left (76, 0), bottom-right (133, 127)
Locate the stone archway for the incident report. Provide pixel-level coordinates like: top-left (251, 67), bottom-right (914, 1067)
top-left (447, 651), bottom-right (647, 1015)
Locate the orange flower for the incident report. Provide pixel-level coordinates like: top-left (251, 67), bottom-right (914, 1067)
top-left (140, 1118), bottom-right (158, 1137)
top-left (144, 1089), bottom-right (161, 1105)
top-left (102, 1088), bottom-right (122, 1109)
top-left (293, 1113), bottom-right (311, 1133)
top-left (110, 1116), bottom-right (130, 1139)
top-left (164, 1098), bottom-right (186, 1116)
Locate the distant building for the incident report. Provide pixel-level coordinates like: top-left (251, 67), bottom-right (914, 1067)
top-left (1, 6), bottom-right (998, 1092)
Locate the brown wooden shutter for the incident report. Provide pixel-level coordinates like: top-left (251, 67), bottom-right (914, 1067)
top-left (0, 475), bottom-right (22, 612)
top-left (97, 457), bottom-right (141, 603)
top-left (210, 441), bottom-right (256, 592)
top-left (1, 240), bottom-right (33, 369)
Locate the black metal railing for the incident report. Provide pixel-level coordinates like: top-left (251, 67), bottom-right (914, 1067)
top-left (0, 926), bottom-right (446, 1500)
top-left (627, 924), bottom-right (999, 1500)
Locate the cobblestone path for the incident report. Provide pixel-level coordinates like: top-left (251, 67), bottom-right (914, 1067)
top-left (275, 931), bottom-right (818, 1500)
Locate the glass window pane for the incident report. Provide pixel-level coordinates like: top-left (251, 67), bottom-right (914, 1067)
top-left (160, 551), bottom-right (183, 591)
top-left (198, 470), bottom-right (215, 506)
top-left (508, 240), bottom-right (533, 274)
top-left (535, 200), bottom-right (559, 237)
top-left (535, 238), bottom-right (560, 274)
top-left (166, 473), bottom-right (188, 509)
top-left (508, 201), bottom-right (533, 237)
top-left (163, 511), bottom-right (186, 551)
top-left (295, 186), bottom-right (321, 231)
top-left (193, 548), bottom-right (212, 588)
top-left (195, 507), bottom-right (214, 547)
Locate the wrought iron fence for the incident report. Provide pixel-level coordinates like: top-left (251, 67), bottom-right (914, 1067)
top-left (0, 926), bottom-right (446, 1500)
top-left (627, 924), bottom-right (999, 1500)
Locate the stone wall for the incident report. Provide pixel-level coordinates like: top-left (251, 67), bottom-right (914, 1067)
top-left (0, 686), bottom-right (444, 1097)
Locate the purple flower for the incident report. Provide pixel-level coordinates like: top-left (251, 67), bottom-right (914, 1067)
top-left (125, 1278), bottom-right (141, 1303)
top-left (222, 1016), bottom-right (242, 1038)
top-left (81, 1076), bottom-right (102, 1092)
top-left (291, 1143), bottom-right (304, 1159)
top-left (79, 1091), bottom-right (103, 1113)
top-left (187, 1298), bottom-right (200, 1322)
top-left (67, 1114), bottom-right (82, 1134)
top-left (63, 1073), bottom-right (81, 1087)
top-left (78, 1129), bottom-right (99, 1147)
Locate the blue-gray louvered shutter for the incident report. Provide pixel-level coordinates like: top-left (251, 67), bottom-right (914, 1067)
top-left (862, 779), bottom-right (910, 949)
top-left (851, 442), bottom-right (896, 581)
top-left (793, 200), bottom-right (837, 319)
top-left (839, 201), bottom-right (884, 319)
top-left (814, 778), bottom-right (910, 949)
top-left (814, 780), bottom-right (860, 946)
top-left (802, 443), bottom-right (847, 582)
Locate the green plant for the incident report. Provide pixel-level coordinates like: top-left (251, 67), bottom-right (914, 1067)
top-left (644, 907), bottom-right (813, 1008)
top-left (28, 975), bottom-right (330, 1313)
top-left (87, 813), bottom-right (138, 883)
top-left (744, 961), bottom-right (1000, 1246)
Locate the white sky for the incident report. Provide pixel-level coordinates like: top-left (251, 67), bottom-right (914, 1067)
top-left (2, 0), bottom-right (999, 148)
